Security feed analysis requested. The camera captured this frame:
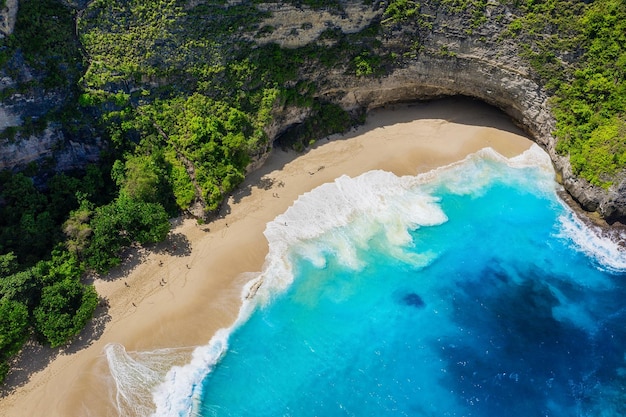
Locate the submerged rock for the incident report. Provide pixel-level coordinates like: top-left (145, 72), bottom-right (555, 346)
top-left (402, 292), bottom-right (426, 309)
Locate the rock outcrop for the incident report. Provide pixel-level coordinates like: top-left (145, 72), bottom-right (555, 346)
top-left (0, 0), bottom-right (18, 38)
top-left (0, 0), bottom-right (103, 179)
top-left (0, 125), bottom-right (101, 173)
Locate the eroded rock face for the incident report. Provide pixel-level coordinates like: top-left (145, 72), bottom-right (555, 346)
top-left (0, 0), bottom-right (18, 38)
top-left (331, 60), bottom-right (625, 223)
top-left (0, 125), bottom-right (101, 173)
top-left (248, 2), bottom-right (384, 48)
top-left (250, 1), bottom-right (625, 223)
top-left (0, 0), bottom-right (102, 178)
top-left (0, 82), bottom-right (102, 176)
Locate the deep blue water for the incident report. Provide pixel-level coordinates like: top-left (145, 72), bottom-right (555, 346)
top-left (150, 147), bottom-right (626, 417)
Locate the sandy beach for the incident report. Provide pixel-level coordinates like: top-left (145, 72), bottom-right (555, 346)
top-left (0, 97), bottom-right (535, 417)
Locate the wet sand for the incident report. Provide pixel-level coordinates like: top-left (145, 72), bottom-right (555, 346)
top-left (0, 98), bottom-right (535, 417)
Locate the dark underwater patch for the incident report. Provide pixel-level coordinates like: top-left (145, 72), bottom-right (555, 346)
top-left (401, 292), bottom-right (425, 308)
top-left (435, 263), bottom-right (602, 416)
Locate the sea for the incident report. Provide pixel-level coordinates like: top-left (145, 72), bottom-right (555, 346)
top-left (107, 145), bottom-right (626, 417)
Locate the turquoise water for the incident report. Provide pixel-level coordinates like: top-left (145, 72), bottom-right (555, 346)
top-left (145, 146), bottom-right (626, 417)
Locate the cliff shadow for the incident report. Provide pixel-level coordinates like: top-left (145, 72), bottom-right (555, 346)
top-left (0, 340), bottom-right (59, 398)
top-left (152, 232), bottom-right (192, 258)
top-left (226, 147), bottom-right (294, 207)
top-left (223, 95), bottom-right (530, 211)
top-left (95, 230), bottom-right (192, 283)
top-left (96, 245), bottom-right (149, 282)
top-left (369, 96), bottom-right (530, 137)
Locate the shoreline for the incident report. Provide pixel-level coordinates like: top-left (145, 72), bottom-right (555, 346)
top-left (0, 97), bottom-right (538, 417)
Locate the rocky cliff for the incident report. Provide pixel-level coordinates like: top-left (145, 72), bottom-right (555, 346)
top-left (0, 0), bottom-right (101, 179)
top-left (249, 0), bottom-right (626, 223)
top-left (0, 0), bottom-right (624, 223)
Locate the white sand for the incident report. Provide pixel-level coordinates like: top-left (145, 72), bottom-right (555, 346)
top-left (0, 98), bottom-right (535, 417)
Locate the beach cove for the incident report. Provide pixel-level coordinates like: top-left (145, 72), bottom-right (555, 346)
top-left (0, 97), bottom-right (588, 417)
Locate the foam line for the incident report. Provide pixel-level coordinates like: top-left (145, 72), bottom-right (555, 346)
top-left (416, 144), bottom-right (556, 197)
top-left (557, 209), bottom-right (626, 272)
top-left (103, 344), bottom-right (192, 417)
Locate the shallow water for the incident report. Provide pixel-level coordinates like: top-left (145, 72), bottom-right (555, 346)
top-left (131, 146), bottom-right (626, 417)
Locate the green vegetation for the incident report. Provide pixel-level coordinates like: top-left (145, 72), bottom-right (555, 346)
top-left (0, 250), bottom-right (98, 382)
top-left (1, 0), bottom-right (625, 385)
top-left (553, 0), bottom-right (626, 187)
top-left (506, 0), bottom-right (626, 187)
top-left (83, 194), bottom-right (170, 272)
top-left (382, 0), bottom-right (422, 24)
top-left (275, 101), bottom-right (354, 151)
top-left (0, 170), bottom-right (107, 266)
top-left (0, 298), bottom-right (28, 381)
top-left (438, 0), bottom-right (488, 28)
top-left (33, 277), bottom-right (98, 348)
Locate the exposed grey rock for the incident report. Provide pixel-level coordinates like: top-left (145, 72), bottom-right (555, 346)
top-left (0, 104), bottom-right (21, 130)
top-left (0, 0), bottom-right (18, 38)
top-left (254, 1), bottom-right (625, 222)
top-left (0, 125), bottom-right (101, 173)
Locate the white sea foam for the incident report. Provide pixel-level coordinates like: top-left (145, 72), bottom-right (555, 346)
top-left (149, 301), bottom-right (257, 417)
top-left (557, 209), bottom-right (626, 272)
top-left (417, 144), bottom-right (556, 197)
top-left (258, 169), bottom-right (448, 305)
top-left (103, 344), bottom-right (192, 417)
top-left (107, 144), bottom-right (591, 417)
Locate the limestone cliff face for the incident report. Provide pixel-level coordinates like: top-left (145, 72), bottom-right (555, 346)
top-left (250, 1), bottom-right (626, 223)
top-left (0, 0), bottom-right (102, 178)
top-left (0, 126), bottom-right (101, 173)
top-left (0, 75), bottom-right (102, 176)
top-left (0, 0), bottom-right (18, 38)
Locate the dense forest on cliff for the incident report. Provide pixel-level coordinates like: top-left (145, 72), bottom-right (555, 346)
top-left (0, 0), bottom-right (624, 384)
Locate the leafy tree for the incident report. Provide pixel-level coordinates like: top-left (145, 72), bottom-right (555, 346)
top-left (116, 194), bottom-right (171, 245)
top-left (116, 155), bottom-right (162, 203)
top-left (33, 279), bottom-right (98, 348)
top-left (0, 299), bottom-right (29, 384)
top-left (0, 269), bottom-right (41, 308)
top-left (0, 173), bottom-right (47, 226)
top-left (84, 195), bottom-right (170, 273)
top-left (164, 150), bottom-right (195, 210)
top-left (82, 202), bottom-right (124, 273)
top-left (32, 250), bottom-right (84, 287)
top-left (47, 174), bottom-right (82, 223)
top-left (0, 252), bottom-right (18, 277)
top-left (64, 202), bottom-right (94, 256)
top-left (16, 211), bottom-right (57, 263)
top-left (0, 299), bottom-right (29, 357)
top-left (0, 173), bottom-right (72, 266)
